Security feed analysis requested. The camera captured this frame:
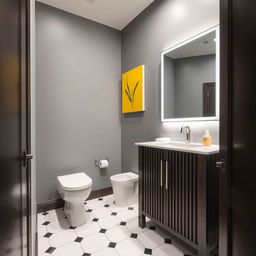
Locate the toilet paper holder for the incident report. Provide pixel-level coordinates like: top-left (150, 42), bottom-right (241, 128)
top-left (95, 158), bottom-right (109, 168)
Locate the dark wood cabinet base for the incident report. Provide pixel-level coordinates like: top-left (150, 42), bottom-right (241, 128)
top-left (138, 146), bottom-right (219, 256)
top-left (139, 214), bottom-right (146, 228)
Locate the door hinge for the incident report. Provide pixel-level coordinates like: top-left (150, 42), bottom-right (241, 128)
top-left (23, 150), bottom-right (33, 167)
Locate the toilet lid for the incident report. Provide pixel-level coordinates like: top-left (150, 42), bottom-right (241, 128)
top-left (57, 172), bottom-right (92, 191)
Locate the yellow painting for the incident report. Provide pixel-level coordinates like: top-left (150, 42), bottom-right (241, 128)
top-left (122, 65), bottom-right (145, 113)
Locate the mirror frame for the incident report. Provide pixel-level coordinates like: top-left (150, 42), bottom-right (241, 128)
top-left (161, 25), bottom-right (220, 122)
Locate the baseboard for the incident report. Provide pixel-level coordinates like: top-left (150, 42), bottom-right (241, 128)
top-left (37, 198), bottom-right (65, 213)
top-left (37, 187), bottom-right (113, 213)
top-left (87, 187), bottom-right (113, 201)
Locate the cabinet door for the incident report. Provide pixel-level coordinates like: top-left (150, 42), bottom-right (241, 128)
top-left (141, 147), bottom-right (164, 223)
top-left (166, 151), bottom-right (198, 245)
top-left (162, 150), bottom-right (169, 226)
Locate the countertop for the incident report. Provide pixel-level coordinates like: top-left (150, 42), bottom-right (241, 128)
top-left (135, 141), bottom-right (219, 155)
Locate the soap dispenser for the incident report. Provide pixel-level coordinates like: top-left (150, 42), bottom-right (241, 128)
top-left (202, 129), bottom-right (212, 146)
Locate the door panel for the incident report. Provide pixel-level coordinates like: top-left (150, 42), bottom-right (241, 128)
top-left (219, 0), bottom-right (231, 254)
top-left (0, 0), bottom-right (30, 255)
top-left (220, 0), bottom-right (256, 254)
top-left (231, 0), bottom-right (256, 254)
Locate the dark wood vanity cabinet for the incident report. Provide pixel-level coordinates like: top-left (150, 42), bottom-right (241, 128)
top-left (138, 146), bottom-right (219, 256)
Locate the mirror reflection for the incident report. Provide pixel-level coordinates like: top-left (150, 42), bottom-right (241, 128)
top-left (162, 27), bottom-right (219, 121)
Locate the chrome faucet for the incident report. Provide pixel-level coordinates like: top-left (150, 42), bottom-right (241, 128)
top-left (180, 126), bottom-right (191, 143)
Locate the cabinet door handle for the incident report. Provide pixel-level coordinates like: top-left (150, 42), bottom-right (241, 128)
top-left (160, 160), bottom-right (163, 187)
top-left (165, 161), bottom-right (168, 190)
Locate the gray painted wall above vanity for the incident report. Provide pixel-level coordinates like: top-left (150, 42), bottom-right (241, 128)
top-left (121, 0), bottom-right (219, 172)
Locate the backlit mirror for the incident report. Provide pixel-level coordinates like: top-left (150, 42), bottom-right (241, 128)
top-left (161, 26), bottom-right (219, 122)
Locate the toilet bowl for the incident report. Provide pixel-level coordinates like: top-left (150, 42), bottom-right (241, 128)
top-left (111, 172), bottom-right (138, 207)
top-left (57, 172), bottom-right (92, 227)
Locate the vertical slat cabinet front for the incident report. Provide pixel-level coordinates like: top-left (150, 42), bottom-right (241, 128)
top-left (162, 150), bottom-right (170, 227)
top-left (139, 147), bottom-right (219, 254)
top-left (158, 149), bottom-right (165, 224)
top-left (141, 147), bottom-right (164, 223)
top-left (165, 151), bottom-right (174, 231)
top-left (166, 151), bottom-right (198, 248)
top-left (138, 146), bottom-right (145, 227)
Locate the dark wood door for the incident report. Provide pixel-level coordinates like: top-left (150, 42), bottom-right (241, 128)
top-left (203, 82), bottom-right (216, 117)
top-left (0, 0), bottom-right (31, 256)
top-left (220, 0), bottom-right (256, 255)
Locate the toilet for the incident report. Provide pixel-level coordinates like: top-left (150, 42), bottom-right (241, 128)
top-left (111, 172), bottom-right (138, 207)
top-left (57, 172), bottom-right (92, 227)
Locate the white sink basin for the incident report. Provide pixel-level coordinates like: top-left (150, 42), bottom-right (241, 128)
top-left (135, 141), bottom-right (219, 155)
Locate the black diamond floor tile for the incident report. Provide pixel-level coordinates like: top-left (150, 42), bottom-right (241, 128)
top-left (42, 221), bottom-right (50, 226)
top-left (43, 233), bottom-right (53, 238)
top-left (83, 253), bottom-right (91, 256)
top-left (128, 207), bottom-right (134, 210)
top-left (130, 233), bottom-right (138, 239)
top-left (111, 212), bottom-right (117, 216)
top-left (165, 238), bottom-right (172, 244)
top-left (108, 242), bottom-right (117, 248)
top-left (98, 198), bottom-right (103, 201)
top-left (92, 218), bottom-right (99, 222)
top-left (144, 248), bottom-right (152, 255)
top-left (120, 221), bottom-right (126, 226)
top-left (99, 229), bottom-right (107, 233)
top-left (42, 212), bottom-right (48, 216)
top-left (45, 247), bottom-right (56, 254)
top-left (86, 209), bottom-right (93, 212)
top-left (104, 204), bottom-right (110, 207)
top-left (149, 226), bottom-right (156, 230)
top-left (75, 237), bottom-right (83, 243)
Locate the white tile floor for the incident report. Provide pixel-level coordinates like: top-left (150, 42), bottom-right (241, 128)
top-left (38, 194), bottom-right (191, 256)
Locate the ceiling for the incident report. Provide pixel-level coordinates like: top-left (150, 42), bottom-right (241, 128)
top-left (36, 0), bottom-right (154, 30)
top-left (166, 31), bottom-right (216, 59)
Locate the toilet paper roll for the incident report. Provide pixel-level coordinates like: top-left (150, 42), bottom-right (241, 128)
top-left (99, 159), bottom-right (109, 168)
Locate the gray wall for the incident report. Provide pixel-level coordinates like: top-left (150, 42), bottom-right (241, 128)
top-left (36, 3), bottom-right (121, 202)
top-left (174, 54), bottom-right (216, 118)
top-left (121, 0), bottom-right (219, 172)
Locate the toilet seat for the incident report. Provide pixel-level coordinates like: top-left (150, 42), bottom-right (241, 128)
top-left (57, 172), bottom-right (92, 191)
